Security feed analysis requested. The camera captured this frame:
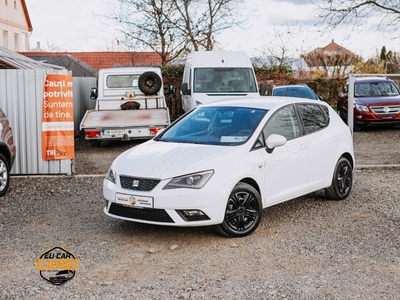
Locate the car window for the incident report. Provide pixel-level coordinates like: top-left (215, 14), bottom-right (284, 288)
top-left (273, 86), bottom-right (318, 100)
top-left (262, 104), bottom-right (300, 140)
top-left (159, 106), bottom-right (267, 145)
top-left (354, 81), bottom-right (400, 97)
top-left (297, 104), bottom-right (329, 134)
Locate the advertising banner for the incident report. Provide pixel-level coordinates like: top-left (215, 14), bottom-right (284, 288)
top-left (42, 74), bottom-right (75, 160)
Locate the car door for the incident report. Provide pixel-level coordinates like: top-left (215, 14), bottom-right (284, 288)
top-left (296, 103), bottom-right (337, 191)
top-left (259, 104), bottom-right (310, 206)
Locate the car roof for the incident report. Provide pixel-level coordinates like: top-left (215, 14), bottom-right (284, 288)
top-left (200, 96), bottom-right (327, 111)
top-left (273, 84), bottom-right (310, 89)
top-left (352, 76), bottom-right (392, 83)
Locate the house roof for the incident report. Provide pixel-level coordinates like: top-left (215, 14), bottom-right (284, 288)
top-left (22, 54), bottom-right (97, 77)
top-left (0, 46), bottom-right (64, 69)
top-left (312, 39), bottom-right (355, 56)
top-left (20, 51), bottom-right (165, 71)
top-left (21, 0), bottom-right (33, 32)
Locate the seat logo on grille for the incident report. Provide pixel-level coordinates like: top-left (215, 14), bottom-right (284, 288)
top-left (383, 106), bottom-right (390, 113)
top-left (132, 180), bottom-right (139, 187)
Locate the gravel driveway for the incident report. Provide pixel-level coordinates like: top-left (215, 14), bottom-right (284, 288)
top-left (1, 124), bottom-right (399, 299)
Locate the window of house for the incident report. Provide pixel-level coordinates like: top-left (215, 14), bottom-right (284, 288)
top-left (5, 0), bottom-right (8, 6)
top-left (14, 0), bottom-right (17, 9)
top-left (3, 31), bottom-right (8, 48)
top-left (14, 33), bottom-right (19, 51)
top-left (21, 33), bottom-right (28, 51)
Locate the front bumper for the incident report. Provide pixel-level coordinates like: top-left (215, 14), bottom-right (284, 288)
top-left (103, 176), bottom-right (231, 227)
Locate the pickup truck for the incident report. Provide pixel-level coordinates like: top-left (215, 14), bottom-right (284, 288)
top-left (80, 67), bottom-right (171, 144)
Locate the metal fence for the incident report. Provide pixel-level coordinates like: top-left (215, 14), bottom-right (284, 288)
top-left (0, 69), bottom-right (96, 175)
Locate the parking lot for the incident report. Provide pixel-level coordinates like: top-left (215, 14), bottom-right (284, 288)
top-left (1, 124), bottom-right (399, 299)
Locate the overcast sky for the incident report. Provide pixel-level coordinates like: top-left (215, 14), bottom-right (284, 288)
top-left (25, 0), bottom-right (399, 60)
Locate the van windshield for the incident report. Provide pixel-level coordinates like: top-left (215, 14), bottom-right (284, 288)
top-left (193, 68), bottom-right (258, 93)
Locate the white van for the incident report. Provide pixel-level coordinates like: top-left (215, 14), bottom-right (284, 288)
top-left (180, 51), bottom-right (266, 112)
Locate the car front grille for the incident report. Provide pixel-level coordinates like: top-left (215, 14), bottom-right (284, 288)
top-left (108, 203), bottom-right (174, 223)
top-left (370, 105), bottom-right (400, 114)
top-left (119, 176), bottom-right (160, 191)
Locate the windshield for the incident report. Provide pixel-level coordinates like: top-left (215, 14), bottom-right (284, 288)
top-left (157, 106), bottom-right (267, 145)
top-left (354, 81), bottom-right (400, 97)
top-left (193, 68), bottom-right (258, 93)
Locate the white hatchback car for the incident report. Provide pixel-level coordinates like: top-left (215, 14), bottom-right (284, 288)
top-left (103, 97), bottom-right (355, 237)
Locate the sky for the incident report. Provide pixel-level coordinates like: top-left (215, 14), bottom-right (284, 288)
top-left (25, 0), bottom-right (399, 60)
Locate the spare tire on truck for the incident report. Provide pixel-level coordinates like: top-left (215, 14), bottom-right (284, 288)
top-left (138, 72), bottom-right (162, 95)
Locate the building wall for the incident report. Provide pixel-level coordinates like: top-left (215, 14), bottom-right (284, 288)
top-left (0, 0), bottom-right (30, 51)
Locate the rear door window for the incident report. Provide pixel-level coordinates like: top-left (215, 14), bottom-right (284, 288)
top-left (297, 104), bottom-right (329, 134)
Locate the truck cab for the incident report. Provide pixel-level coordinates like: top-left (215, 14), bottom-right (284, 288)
top-left (181, 51), bottom-right (266, 112)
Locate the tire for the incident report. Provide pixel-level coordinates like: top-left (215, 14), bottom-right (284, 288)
top-left (0, 153), bottom-right (10, 197)
top-left (216, 182), bottom-right (262, 237)
top-left (138, 72), bottom-right (162, 95)
top-left (325, 157), bottom-right (353, 200)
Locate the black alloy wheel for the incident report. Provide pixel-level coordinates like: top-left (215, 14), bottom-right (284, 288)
top-left (325, 157), bottom-right (353, 200)
top-left (217, 182), bottom-right (262, 237)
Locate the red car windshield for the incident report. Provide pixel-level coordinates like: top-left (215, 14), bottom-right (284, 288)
top-left (354, 82), bottom-right (400, 97)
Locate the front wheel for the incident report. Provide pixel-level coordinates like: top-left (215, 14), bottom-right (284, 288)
top-left (325, 157), bottom-right (353, 200)
top-left (0, 154), bottom-right (10, 197)
top-left (216, 183), bottom-right (262, 237)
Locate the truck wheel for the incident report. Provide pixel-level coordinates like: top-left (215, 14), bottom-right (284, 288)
top-left (138, 72), bottom-right (162, 95)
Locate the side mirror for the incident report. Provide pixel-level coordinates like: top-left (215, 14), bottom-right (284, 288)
top-left (265, 134), bottom-right (287, 154)
top-left (181, 83), bottom-right (191, 95)
top-left (168, 85), bottom-right (176, 97)
top-left (90, 87), bottom-right (98, 100)
top-left (259, 82), bottom-right (267, 95)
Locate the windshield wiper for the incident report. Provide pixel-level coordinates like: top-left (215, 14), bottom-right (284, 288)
top-left (155, 137), bottom-right (170, 142)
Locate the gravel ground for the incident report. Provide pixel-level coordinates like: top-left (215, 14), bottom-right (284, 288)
top-left (1, 124), bottom-right (399, 299)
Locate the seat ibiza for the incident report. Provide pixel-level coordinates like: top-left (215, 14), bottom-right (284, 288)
top-left (103, 97), bottom-right (354, 237)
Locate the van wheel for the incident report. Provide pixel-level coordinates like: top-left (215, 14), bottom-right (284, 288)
top-left (216, 183), bottom-right (262, 237)
top-left (0, 154), bottom-right (10, 197)
top-left (138, 72), bottom-right (162, 95)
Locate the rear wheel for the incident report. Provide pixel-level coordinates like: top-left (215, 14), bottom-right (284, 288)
top-left (325, 157), bottom-right (353, 200)
top-left (216, 183), bottom-right (262, 237)
top-left (0, 154), bottom-right (10, 197)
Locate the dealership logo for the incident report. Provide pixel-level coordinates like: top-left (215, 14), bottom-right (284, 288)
top-left (36, 246), bottom-right (79, 285)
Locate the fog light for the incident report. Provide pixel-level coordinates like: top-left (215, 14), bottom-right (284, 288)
top-left (176, 210), bottom-right (210, 222)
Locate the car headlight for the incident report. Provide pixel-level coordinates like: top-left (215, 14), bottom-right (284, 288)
top-left (163, 170), bottom-right (214, 190)
top-left (355, 103), bottom-right (369, 112)
top-left (106, 167), bottom-right (116, 184)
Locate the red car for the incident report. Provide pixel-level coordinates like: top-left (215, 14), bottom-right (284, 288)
top-left (337, 77), bottom-right (400, 131)
top-left (0, 108), bottom-right (16, 197)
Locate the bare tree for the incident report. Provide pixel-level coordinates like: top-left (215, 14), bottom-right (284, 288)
top-left (315, 1), bottom-right (400, 33)
top-left (169, 0), bottom-right (243, 51)
top-left (110, 0), bottom-right (186, 65)
top-left (109, 0), bottom-right (244, 65)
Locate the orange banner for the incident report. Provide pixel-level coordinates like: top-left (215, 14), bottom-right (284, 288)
top-left (42, 74), bottom-right (75, 160)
